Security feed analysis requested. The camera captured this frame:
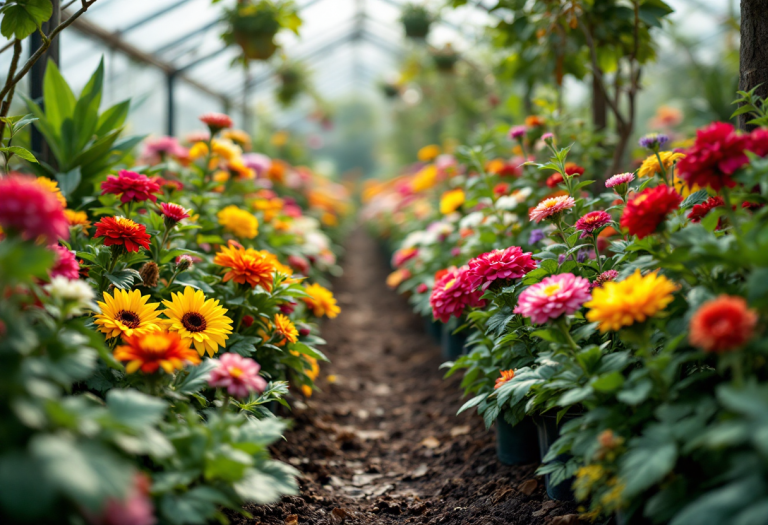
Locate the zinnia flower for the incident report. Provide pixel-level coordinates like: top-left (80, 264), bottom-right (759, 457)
top-left (199, 112), bottom-right (233, 132)
top-left (114, 331), bottom-right (200, 374)
top-left (689, 295), bottom-right (758, 353)
top-left (217, 205), bottom-right (258, 239)
top-left (495, 369), bottom-right (515, 389)
top-left (688, 196), bottom-right (725, 223)
top-left (605, 172), bottom-right (634, 189)
top-left (159, 202), bottom-right (190, 225)
top-left (94, 288), bottom-right (163, 339)
top-left (575, 210), bottom-right (611, 238)
top-left (467, 246), bottom-right (537, 291)
top-left (509, 126), bottom-right (527, 139)
top-left (274, 313), bottom-right (299, 345)
top-left (162, 286), bottom-right (233, 357)
top-left (591, 270), bottom-right (618, 289)
top-left (214, 241), bottom-right (277, 291)
top-left (101, 170), bottom-right (161, 204)
top-left (209, 353), bottom-right (267, 398)
top-left (637, 152), bottom-right (686, 178)
top-left (143, 136), bottom-right (188, 161)
top-left (529, 195), bottom-right (575, 223)
top-left (677, 122), bottom-right (751, 191)
top-left (430, 266), bottom-right (486, 323)
top-left (49, 244), bottom-right (80, 280)
top-left (513, 273), bottom-right (591, 325)
top-left (620, 185), bottom-right (681, 239)
top-left (546, 173), bottom-right (564, 188)
top-left (0, 174), bottom-right (69, 242)
top-left (440, 188), bottom-right (465, 215)
top-left (418, 144), bottom-right (441, 162)
top-left (585, 270), bottom-right (678, 332)
top-left (303, 283), bottom-right (341, 318)
top-left (94, 216), bottom-right (151, 252)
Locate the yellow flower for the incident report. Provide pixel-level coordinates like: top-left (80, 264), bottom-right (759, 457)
top-left (271, 130), bottom-right (289, 147)
top-left (162, 286), bottom-right (233, 357)
top-left (36, 177), bottom-right (66, 208)
top-left (189, 141), bottom-right (209, 160)
top-left (274, 313), bottom-right (299, 345)
top-left (585, 270), bottom-right (679, 332)
top-left (251, 198), bottom-right (284, 222)
top-left (386, 268), bottom-right (411, 289)
top-left (213, 170), bottom-right (230, 183)
top-left (222, 129), bottom-right (252, 150)
top-left (211, 138), bottom-right (241, 161)
top-left (217, 205), bottom-right (258, 239)
top-left (94, 289), bottom-right (163, 339)
top-left (228, 157), bottom-right (255, 180)
top-left (412, 164), bottom-right (438, 192)
top-left (440, 188), bottom-right (465, 214)
top-left (214, 241), bottom-right (276, 290)
top-left (321, 212), bottom-right (338, 227)
top-left (418, 144), bottom-right (441, 162)
top-left (64, 209), bottom-right (90, 229)
top-left (637, 151), bottom-right (686, 178)
top-left (673, 175), bottom-right (701, 198)
top-left (300, 355), bottom-right (320, 397)
top-left (303, 283), bottom-right (340, 318)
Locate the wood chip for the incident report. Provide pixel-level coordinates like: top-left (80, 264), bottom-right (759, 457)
top-left (450, 425), bottom-right (471, 437)
top-left (549, 515), bottom-right (580, 525)
top-left (519, 479), bottom-right (539, 496)
top-left (330, 507), bottom-right (350, 524)
top-left (532, 500), bottom-right (557, 517)
top-left (420, 436), bottom-right (441, 449)
top-left (409, 463), bottom-right (429, 479)
top-left (284, 515), bottom-right (298, 525)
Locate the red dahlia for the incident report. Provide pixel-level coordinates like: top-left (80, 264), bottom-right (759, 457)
top-left (95, 216), bottom-right (151, 252)
top-left (101, 170), bottom-right (161, 204)
top-left (689, 295), bottom-right (758, 353)
top-left (687, 196), bottom-right (724, 223)
top-left (467, 246), bottom-right (537, 291)
top-left (620, 185), bottom-right (681, 239)
top-left (677, 122), bottom-right (751, 191)
top-left (0, 175), bottom-right (69, 242)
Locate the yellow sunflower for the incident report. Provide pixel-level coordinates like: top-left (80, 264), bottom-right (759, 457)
top-left (637, 151), bottom-right (686, 178)
top-left (94, 289), bottom-right (163, 339)
top-left (162, 286), bottom-right (233, 357)
top-left (217, 205), bottom-right (258, 239)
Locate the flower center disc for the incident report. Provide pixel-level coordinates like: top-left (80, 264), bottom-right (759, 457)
top-left (182, 312), bottom-right (207, 332)
top-left (117, 310), bottom-right (140, 329)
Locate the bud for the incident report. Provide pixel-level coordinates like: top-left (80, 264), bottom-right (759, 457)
top-left (416, 283), bottom-right (429, 294)
top-left (287, 254), bottom-right (310, 275)
top-left (139, 262), bottom-right (159, 288)
top-left (541, 132), bottom-right (555, 145)
top-left (279, 301), bottom-right (296, 315)
top-left (299, 327), bottom-right (311, 337)
top-left (176, 254), bottom-right (194, 272)
top-left (242, 315), bottom-right (254, 328)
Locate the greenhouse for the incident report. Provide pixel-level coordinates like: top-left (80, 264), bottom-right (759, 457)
top-left (1, 0), bottom-right (768, 524)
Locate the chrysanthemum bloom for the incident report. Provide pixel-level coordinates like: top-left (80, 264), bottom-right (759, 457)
top-left (94, 216), bottom-right (151, 252)
top-left (575, 210), bottom-right (612, 238)
top-left (495, 369), bottom-right (515, 390)
top-left (101, 170), bottom-right (161, 204)
top-left (214, 242), bottom-right (277, 291)
top-left (418, 144), bottom-right (441, 162)
top-left (606, 172), bottom-right (635, 190)
top-left (114, 331), bottom-right (200, 374)
top-left (303, 282), bottom-right (341, 318)
top-left (638, 133), bottom-right (669, 151)
top-left (45, 277), bottom-right (96, 317)
top-left (392, 247), bottom-right (418, 268)
top-left (677, 122), bottom-right (752, 191)
top-left (49, 244), bottom-right (79, 280)
top-left (162, 286), bottom-right (233, 357)
top-left (430, 266), bottom-right (486, 323)
top-left (591, 269), bottom-right (618, 289)
top-left (159, 202), bottom-right (190, 226)
top-left (529, 195), bottom-right (576, 223)
top-left (274, 313), bottom-right (299, 345)
top-left (209, 353), bottom-right (267, 398)
top-left (217, 205), bottom-right (258, 239)
top-left (440, 188), bottom-right (465, 215)
top-left (688, 196), bottom-right (725, 223)
top-left (620, 185), bottom-right (681, 239)
top-left (0, 174), bottom-right (69, 242)
top-left (36, 177), bottom-right (67, 208)
top-left (199, 112), bottom-right (233, 133)
top-left (513, 273), bottom-right (591, 325)
top-left (64, 209), bottom-right (90, 229)
top-left (585, 270), bottom-right (678, 332)
top-left (689, 295), bottom-right (758, 353)
top-left (467, 246), bottom-right (537, 291)
top-left (509, 125), bottom-right (527, 139)
top-left (637, 151), bottom-right (686, 178)
top-left (94, 288), bottom-right (163, 339)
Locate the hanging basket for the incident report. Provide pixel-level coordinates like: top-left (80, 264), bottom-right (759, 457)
top-left (432, 52), bottom-right (459, 72)
top-left (403, 16), bottom-right (431, 39)
top-left (234, 31), bottom-right (279, 61)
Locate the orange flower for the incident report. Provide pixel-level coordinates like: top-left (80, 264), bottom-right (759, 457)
top-left (689, 295), bottom-right (758, 353)
top-left (525, 115), bottom-right (545, 127)
top-left (495, 369), bottom-right (515, 389)
top-left (114, 331), bottom-right (200, 374)
top-left (274, 313), bottom-right (299, 345)
top-left (213, 240), bottom-right (277, 291)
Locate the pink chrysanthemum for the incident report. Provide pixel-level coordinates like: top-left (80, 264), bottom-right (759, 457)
top-left (143, 136), bottom-right (188, 160)
top-left (429, 266), bottom-right (486, 323)
top-left (591, 270), bottom-right (619, 289)
top-left (467, 246), bottom-right (538, 291)
top-left (605, 173), bottom-right (635, 189)
top-left (208, 353), bottom-right (267, 399)
top-left (101, 170), bottom-right (161, 204)
top-left (513, 273), bottom-right (591, 324)
top-left (575, 210), bottom-right (612, 238)
top-left (49, 244), bottom-right (80, 280)
top-left (199, 112), bottom-right (233, 131)
top-left (529, 195), bottom-right (575, 223)
top-left (0, 175), bottom-right (69, 242)
top-left (159, 202), bottom-right (190, 224)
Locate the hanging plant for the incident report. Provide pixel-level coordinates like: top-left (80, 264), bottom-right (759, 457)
top-left (381, 82), bottom-right (401, 99)
top-left (276, 61), bottom-right (308, 108)
top-left (218, 0), bottom-right (302, 61)
top-left (401, 4), bottom-right (434, 39)
top-left (431, 43), bottom-right (460, 72)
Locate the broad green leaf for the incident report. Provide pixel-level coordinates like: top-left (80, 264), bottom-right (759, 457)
top-left (106, 389), bottom-right (168, 429)
top-left (592, 371), bottom-right (625, 392)
top-left (95, 99), bottom-right (130, 137)
top-left (620, 441), bottom-right (677, 498)
top-left (0, 145), bottom-right (37, 163)
top-left (43, 59), bottom-right (76, 131)
top-left (72, 58), bottom-right (104, 152)
top-left (0, 0), bottom-right (53, 40)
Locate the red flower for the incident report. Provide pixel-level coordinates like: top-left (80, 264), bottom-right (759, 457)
top-left (429, 266), bottom-right (486, 323)
top-left (565, 163), bottom-right (585, 176)
top-left (199, 112), bottom-right (233, 131)
top-left (546, 173), bottom-right (563, 188)
top-left (575, 210), bottom-right (612, 238)
top-left (416, 283), bottom-right (429, 294)
top-left (620, 185), bottom-right (681, 239)
top-left (749, 128), bottom-right (768, 158)
top-left (467, 246), bottom-right (537, 291)
top-left (0, 175), bottom-right (69, 242)
top-left (494, 183), bottom-right (509, 196)
top-left (159, 202), bottom-right (190, 224)
top-left (95, 216), bottom-right (151, 252)
top-left (689, 295), bottom-right (758, 353)
top-left (287, 254), bottom-right (310, 274)
top-left (688, 196), bottom-right (724, 223)
top-left (677, 122), bottom-right (751, 191)
top-left (49, 244), bottom-right (80, 280)
top-left (496, 163), bottom-right (522, 177)
top-left (101, 170), bottom-right (161, 204)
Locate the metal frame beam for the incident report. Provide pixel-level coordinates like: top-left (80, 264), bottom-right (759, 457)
top-left (117, 0), bottom-right (197, 34)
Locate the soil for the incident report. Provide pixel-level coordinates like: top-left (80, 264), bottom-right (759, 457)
top-left (234, 230), bottom-right (578, 525)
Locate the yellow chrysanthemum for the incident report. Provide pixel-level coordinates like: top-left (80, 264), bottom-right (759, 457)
top-left (211, 138), bottom-right (241, 161)
top-left (274, 313), bottom-right (299, 345)
top-left (36, 177), bottom-right (67, 207)
top-left (222, 129), bottom-right (252, 150)
top-left (64, 209), bottom-right (90, 229)
top-left (251, 198), bottom-right (284, 222)
top-left (162, 286), bottom-right (233, 357)
top-left (417, 144), bottom-right (440, 162)
top-left (440, 188), bottom-right (465, 214)
top-left (228, 157), bottom-right (255, 180)
top-left (637, 151), bottom-right (686, 178)
top-left (217, 205), bottom-right (258, 239)
top-left (189, 141), bottom-right (209, 160)
top-left (303, 283), bottom-right (341, 319)
top-left (585, 270), bottom-right (679, 332)
top-left (94, 289), bottom-right (163, 340)
top-left (412, 164), bottom-right (438, 192)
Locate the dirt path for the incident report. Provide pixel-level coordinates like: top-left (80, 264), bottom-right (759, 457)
top-left (236, 230), bottom-right (577, 525)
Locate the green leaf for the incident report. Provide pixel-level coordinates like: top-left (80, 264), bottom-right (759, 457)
top-left (176, 359), bottom-right (218, 395)
top-left (670, 476), bottom-right (765, 525)
top-left (0, 146), bottom-right (38, 163)
top-left (95, 99), bottom-right (130, 137)
top-left (457, 393), bottom-right (488, 415)
top-left (0, 453), bottom-right (56, 519)
top-left (617, 378), bottom-right (653, 405)
top-left (11, 114), bottom-right (38, 134)
top-left (106, 389), bottom-right (168, 429)
top-left (0, 0), bottom-right (53, 39)
top-left (592, 371), bottom-right (625, 392)
top-left (233, 461), bottom-right (299, 504)
top-left (680, 189), bottom-right (709, 209)
top-left (620, 441), bottom-right (677, 498)
top-left (531, 329), bottom-right (566, 344)
top-left (105, 268), bottom-right (140, 289)
top-left (72, 58), bottom-right (104, 153)
top-left (42, 59), bottom-right (76, 132)
top-left (55, 168), bottom-right (81, 197)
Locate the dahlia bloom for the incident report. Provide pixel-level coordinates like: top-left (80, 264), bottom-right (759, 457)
top-left (676, 122), bottom-right (751, 191)
top-left (605, 172), bottom-right (634, 189)
top-left (0, 174), bottom-right (69, 242)
top-left (101, 170), bottom-right (161, 204)
top-left (575, 210), bottom-right (611, 238)
top-left (467, 246), bottom-right (537, 291)
top-left (591, 270), bottom-right (618, 290)
top-left (160, 202), bottom-right (190, 225)
top-left (565, 163), bottom-right (585, 177)
top-left (199, 112), bottom-right (233, 131)
top-left (620, 185), bottom-right (681, 239)
top-left (513, 273), bottom-right (591, 325)
top-left (529, 195), bottom-right (575, 223)
top-left (94, 216), bottom-right (151, 252)
top-left (49, 244), bottom-right (80, 280)
top-left (688, 196), bottom-right (725, 223)
top-left (209, 353), bottom-right (267, 398)
top-left (495, 369), bottom-right (515, 389)
top-left (430, 266), bottom-right (486, 323)
top-left (689, 295), bottom-right (758, 353)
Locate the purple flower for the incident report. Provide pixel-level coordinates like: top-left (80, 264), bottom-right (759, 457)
top-left (558, 253), bottom-right (567, 264)
top-left (639, 133), bottom-right (669, 150)
top-left (508, 125), bottom-right (527, 140)
top-left (577, 249), bottom-right (589, 263)
top-left (529, 229), bottom-right (545, 244)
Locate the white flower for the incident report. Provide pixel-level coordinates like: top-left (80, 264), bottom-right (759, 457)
top-left (459, 211), bottom-right (485, 229)
top-left (45, 277), bottom-right (96, 317)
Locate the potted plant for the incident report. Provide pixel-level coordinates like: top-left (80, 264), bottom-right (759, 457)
top-left (431, 43), bottom-right (460, 72)
top-left (400, 4), bottom-right (434, 39)
top-left (219, 0), bottom-right (302, 61)
top-left (276, 61), bottom-right (308, 107)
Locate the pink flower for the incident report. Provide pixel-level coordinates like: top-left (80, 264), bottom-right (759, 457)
top-left (392, 247), bottom-right (418, 268)
top-left (575, 211), bottom-right (611, 238)
top-left (429, 266), bottom-right (486, 323)
top-left (529, 195), bottom-right (575, 223)
top-left (101, 170), bottom-right (161, 204)
top-left (88, 473), bottom-right (156, 525)
top-left (185, 131), bottom-right (210, 144)
top-left (508, 125), bottom-right (527, 139)
top-left (0, 175), bottom-right (69, 242)
top-left (750, 128), bottom-right (768, 158)
top-left (49, 244), bottom-right (79, 280)
top-left (199, 112), bottom-right (233, 131)
top-left (605, 172), bottom-right (635, 189)
top-left (467, 246), bottom-right (538, 291)
top-left (288, 254), bottom-right (310, 274)
top-left (159, 202), bottom-right (190, 224)
top-left (142, 137), bottom-right (188, 161)
top-left (591, 270), bottom-right (618, 289)
top-left (209, 353), bottom-right (267, 398)
top-left (513, 273), bottom-right (591, 324)
top-left (416, 283), bottom-right (429, 294)
top-left (242, 153), bottom-right (272, 177)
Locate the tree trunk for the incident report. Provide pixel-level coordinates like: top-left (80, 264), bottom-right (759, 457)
top-left (739, 0), bottom-right (768, 130)
top-left (592, 71), bottom-right (607, 131)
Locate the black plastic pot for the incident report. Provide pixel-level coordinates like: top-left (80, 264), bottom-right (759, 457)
top-left (534, 414), bottom-right (576, 501)
top-left (496, 416), bottom-right (539, 465)
top-left (441, 324), bottom-right (467, 360)
top-left (424, 317), bottom-right (442, 343)
top-left (403, 17), bottom-right (431, 39)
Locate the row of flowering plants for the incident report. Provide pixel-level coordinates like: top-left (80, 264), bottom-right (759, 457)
top-left (0, 63), bottom-right (349, 525)
top-left (363, 92), bottom-right (768, 523)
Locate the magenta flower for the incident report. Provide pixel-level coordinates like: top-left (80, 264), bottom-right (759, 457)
top-left (199, 112), bottom-right (233, 131)
top-left (508, 125), bottom-right (527, 140)
top-left (0, 175), bottom-right (69, 242)
top-left (143, 136), bottom-right (188, 161)
top-left (159, 202), bottom-right (190, 224)
top-left (209, 353), bottom-right (267, 399)
top-left (513, 273), bottom-right (591, 324)
top-left (88, 473), bottom-right (156, 525)
top-left (467, 246), bottom-right (538, 291)
top-left (101, 170), bottom-right (161, 204)
top-left (49, 244), bottom-right (80, 280)
top-left (591, 270), bottom-right (619, 289)
top-left (529, 195), bottom-right (575, 223)
top-left (429, 266), bottom-right (486, 323)
top-left (574, 211), bottom-right (612, 238)
top-left (242, 153), bottom-right (272, 177)
top-left (392, 247), bottom-right (418, 268)
top-left (605, 172), bottom-right (635, 189)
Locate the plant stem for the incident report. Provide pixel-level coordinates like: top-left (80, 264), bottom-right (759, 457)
top-left (592, 234), bottom-right (603, 273)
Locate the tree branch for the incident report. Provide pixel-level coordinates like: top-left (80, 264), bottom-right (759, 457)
top-left (0, 40), bottom-right (23, 141)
